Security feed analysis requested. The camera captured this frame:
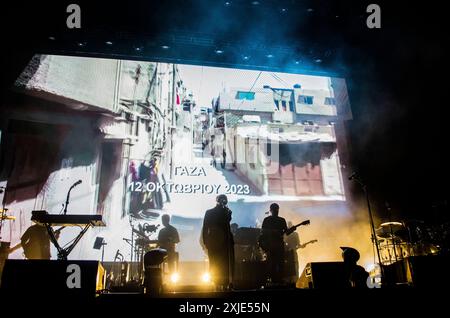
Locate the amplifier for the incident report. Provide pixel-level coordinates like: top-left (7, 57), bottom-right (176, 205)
top-left (296, 262), bottom-right (348, 289)
top-left (383, 255), bottom-right (450, 287)
top-left (406, 255), bottom-right (450, 288)
top-left (0, 259), bottom-right (105, 296)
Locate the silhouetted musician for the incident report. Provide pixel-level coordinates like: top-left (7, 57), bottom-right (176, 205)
top-left (340, 247), bottom-right (369, 288)
top-left (284, 222), bottom-right (316, 282)
top-left (157, 214), bottom-right (180, 272)
top-left (202, 194), bottom-right (234, 290)
top-left (20, 222), bottom-right (63, 260)
top-left (260, 203), bottom-right (288, 284)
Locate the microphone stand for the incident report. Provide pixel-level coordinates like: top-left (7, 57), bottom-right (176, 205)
top-left (64, 184), bottom-right (77, 215)
top-left (0, 187), bottom-right (7, 240)
top-left (351, 175), bottom-right (385, 285)
top-left (218, 204), bottom-right (233, 291)
top-left (225, 206), bottom-right (233, 291)
top-left (101, 241), bottom-right (107, 263)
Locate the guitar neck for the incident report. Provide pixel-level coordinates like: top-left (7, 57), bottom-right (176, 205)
top-left (299, 240), bottom-right (317, 249)
top-left (287, 220), bottom-right (310, 232)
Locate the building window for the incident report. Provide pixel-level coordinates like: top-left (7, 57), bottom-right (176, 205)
top-left (298, 95), bottom-right (314, 105)
top-left (274, 100), bottom-right (280, 110)
top-left (289, 101), bottom-right (294, 111)
top-left (324, 97), bottom-right (336, 105)
top-left (266, 142), bottom-right (272, 156)
top-left (281, 100), bottom-right (287, 111)
top-left (236, 91), bottom-right (255, 100)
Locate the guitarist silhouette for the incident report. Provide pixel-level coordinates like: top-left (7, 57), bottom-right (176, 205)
top-left (9, 224), bottom-right (64, 259)
top-left (260, 203), bottom-right (311, 285)
top-left (284, 221), bottom-right (315, 282)
top-left (285, 221), bottom-right (314, 251)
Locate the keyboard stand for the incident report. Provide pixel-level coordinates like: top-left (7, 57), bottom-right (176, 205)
top-left (44, 223), bottom-right (92, 260)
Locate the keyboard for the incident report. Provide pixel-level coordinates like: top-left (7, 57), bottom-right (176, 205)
top-left (31, 210), bottom-right (105, 227)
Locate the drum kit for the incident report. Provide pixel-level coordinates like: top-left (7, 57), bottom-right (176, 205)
top-left (376, 220), bottom-right (443, 265)
top-left (234, 227), bottom-right (265, 262)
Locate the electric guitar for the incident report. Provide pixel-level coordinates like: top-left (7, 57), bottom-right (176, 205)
top-left (259, 220), bottom-right (311, 251)
top-left (299, 239), bottom-right (318, 249)
top-left (285, 220), bottom-right (310, 235)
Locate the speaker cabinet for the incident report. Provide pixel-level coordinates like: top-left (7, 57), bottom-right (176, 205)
top-left (297, 262), bottom-right (348, 289)
top-left (407, 255), bottom-right (450, 288)
top-left (1, 259), bottom-right (105, 296)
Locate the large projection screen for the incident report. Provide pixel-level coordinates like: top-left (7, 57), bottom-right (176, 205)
top-left (1, 55), bottom-right (372, 280)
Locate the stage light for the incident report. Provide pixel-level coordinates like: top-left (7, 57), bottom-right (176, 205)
top-left (315, 59), bottom-right (322, 63)
top-left (215, 49), bottom-right (224, 54)
top-left (294, 60), bottom-right (300, 64)
top-left (105, 41), bottom-right (113, 45)
top-left (266, 54), bottom-right (274, 58)
top-left (135, 47), bottom-right (142, 52)
top-left (77, 42), bottom-right (85, 47)
top-left (243, 55), bottom-right (250, 60)
top-left (224, 1), bottom-right (231, 6)
top-left (170, 272), bottom-right (180, 284)
top-left (48, 36), bottom-right (56, 41)
top-left (161, 45), bottom-right (170, 49)
top-left (201, 272), bottom-right (211, 284)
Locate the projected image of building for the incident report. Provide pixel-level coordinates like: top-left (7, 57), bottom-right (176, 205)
top-left (213, 82), bottom-right (351, 199)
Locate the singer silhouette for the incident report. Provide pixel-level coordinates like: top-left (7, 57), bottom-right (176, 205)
top-left (202, 194), bottom-right (234, 290)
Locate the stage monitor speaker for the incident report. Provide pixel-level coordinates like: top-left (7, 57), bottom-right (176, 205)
top-left (383, 255), bottom-right (450, 287)
top-left (0, 259), bottom-right (105, 297)
top-left (406, 255), bottom-right (450, 288)
top-left (296, 262), bottom-right (348, 289)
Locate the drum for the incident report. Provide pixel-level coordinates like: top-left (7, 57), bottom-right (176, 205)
top-left (379, 239), bottom-right (411, 265)
top-left (410, 242), bottom-right (440, 256)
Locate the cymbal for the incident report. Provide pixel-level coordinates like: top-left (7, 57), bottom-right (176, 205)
top-left (380, 222), bottom-right (404, 228)
top-left (376, 222), bottom-right (406, 239)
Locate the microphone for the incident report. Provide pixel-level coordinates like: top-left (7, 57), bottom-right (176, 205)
top-left (64, 180), bottom-right (82, 214)
top-left (348, 172), bottom-right (357, 181)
